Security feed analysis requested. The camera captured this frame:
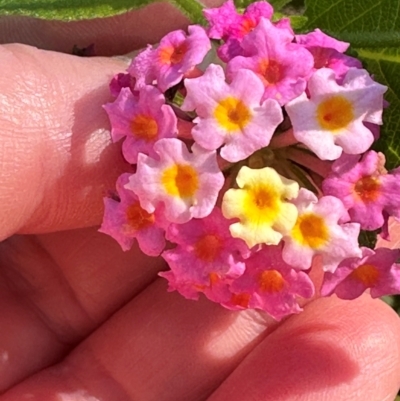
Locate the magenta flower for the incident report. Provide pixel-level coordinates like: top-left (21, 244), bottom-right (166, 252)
top-left (282, 188), bottom-right (361, 272)
top-left (321, 247), bottom-right (400, 299)
top-left (285, 68), bottom-right (387, 160)
top-left (103, 86), bottom-right (177, 164)
top-left (160, 207), bottom-right (249, 301)
top-left (182, 64), bottom-right (283, 162)
top-left (225, 246), bottom-right (315, 320)
top-left (227, 18), bottom-right (314, 105)
top-left (100, 173), bottom-right (167, 255)
top-left (204, 0), bottom-right (274, 61)
top-left (322, 151), bottom-right (400, 230)
top-left (127, 138), bottom-right (224, 224)
top-left (296, 29), bottom-right (362, 82)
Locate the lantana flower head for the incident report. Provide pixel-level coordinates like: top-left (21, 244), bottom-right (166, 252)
top-left (322, 151), bottom-right (400, 230)
top-left (182, 64), bottom-right (283, 162)
top-left (285, 67), bottom-right (387, 160)
top-left (227, 18), bottom-right (314, 105)
top-left (103, 86), bottom-right (177, 163)
top-left (282, 188), bottom-right (361, 272)
top-left (222, 166), bottom-right (299, 248)
top-left (127, 138), bottom-right (224, 224)
top-left (226, 246), bottom-right (315, 320)
top-left (100, 173), bottom-right (167, 255)
top-left (321, 247), bottom-right (400, 299)
top-left (101, 0), bottom-right (399, 321)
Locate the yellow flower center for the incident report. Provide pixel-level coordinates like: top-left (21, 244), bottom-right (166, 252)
top-left (159, 42), bottom-right (188, 65)
top-left (292, 212), bottom-right (329, 249)
top-left (125, 202), bottom-right (155, 230)
top-left (194, 234), bottom-right (222, 262)
top-left (243, 184), bottom-right (281, 225)
top-left (349, 264), bottom-right (380, 287)
top-left (316, 95), bottom-right (354, 131)
top-left (131, 114), bottom-right (158, 141)
top-left (161, 163), bottom-right (198, 198)
top-left (258, 58), bottom-right (282, 85)
top-left (214, 96), bottom-right (251, 132)
top-left (354, 176), bottom-right (381, 203)
top-left (258, 270), bottom-right (285, 293)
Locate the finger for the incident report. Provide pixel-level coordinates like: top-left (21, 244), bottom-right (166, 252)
top-left (0, 279), bottom-right (276, 401)
top-left (207, 296), bottom-right (400, 401)
top-left (1, 284), bottom-right (399, 401)
top-left (0, 43), bottom-right (129, 239)
top-left (0, 0), bottom-right (225, 55)
top-left (0, 228), bottom-right (164, 391)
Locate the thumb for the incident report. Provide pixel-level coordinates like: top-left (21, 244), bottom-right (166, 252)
top-left (0, 44), bottom-right (130, 240)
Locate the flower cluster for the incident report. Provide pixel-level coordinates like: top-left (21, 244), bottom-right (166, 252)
top-left (100, 0), bottom-right (400, 320)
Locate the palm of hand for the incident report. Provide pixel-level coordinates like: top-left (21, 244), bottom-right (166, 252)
top-left (0, 6), bottom-right (399, 400)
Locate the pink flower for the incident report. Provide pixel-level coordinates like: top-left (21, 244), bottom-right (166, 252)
top-left (109, 73), bottom-right (137, 97)
top-left (127, 138), bottom-right (224, 224)
top-left (204, 0), bottom-right (274, 61)
top-left (296, 29), bottom-right (362, 82)
top-left (160, 207), bottom-right (249, 302)
top-left (321, 247), bottom-right (400, 299)
top-left (129, 26), bottom-right (211, 92)
top-left (285, 68), bottom-right (387, 160)
top-left (182, 64), bottom-right (283, 162)
top-left (227, 18), bottom-right (314, 105)
top-left (225, 246), bottom-right (315, 320)
top-left (282, 188), bottom-right (361, 272)
top-left (127, 45), bottom-right (155, 89)
top-left (322, 151), bottom-right (400, 230)
top-left (103, 86), bottom-right (177, 164)
top-left (99, 173), bottom-right (167, 255)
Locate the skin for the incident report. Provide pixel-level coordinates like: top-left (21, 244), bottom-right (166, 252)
top-left (0, 3), bottom-right (400, 400)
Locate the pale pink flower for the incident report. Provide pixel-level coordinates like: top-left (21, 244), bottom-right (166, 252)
top-left (127, 138), bottom-right (224, 224)
top-left (182, 64), bottom-right (283, 162)
top-left (282, 188), bottom-right (361, 272)
top-left (285, 68), bottom-right (387, 160)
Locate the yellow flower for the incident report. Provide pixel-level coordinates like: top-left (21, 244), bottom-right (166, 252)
top-left (222, 166), bottom-right (299, 248)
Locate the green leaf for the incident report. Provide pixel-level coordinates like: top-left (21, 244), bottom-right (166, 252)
top-left (0, 0), bottom-right (205, 22)
top-left (357, 48), bottom-right (400, 169)
top-left (304, 0), bottom-right (400, 170)
top-left (273, 13), bottom-right (307, 30)
top-left (269, 0), bottom-right (293, 11)
top-left (305, 0), bottom-right (400, 33)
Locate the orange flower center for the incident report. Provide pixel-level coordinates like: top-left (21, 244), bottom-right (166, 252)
top-left (258, 59), bottom-right (283, 85)
top-left (159, 42), bottom-right (188, 65)
top-left (349, 264), bottom-right (380, 287)
top-left (231, 292), bottom-right (251, 308)
top-left (354, 176), bottom-right (381, 203)
top-left (126, 202), bottom-right (155, 230)
top-left (258, 270), bottom-right (285, 293)
top-left (194, 234), bottom-right (222, 262)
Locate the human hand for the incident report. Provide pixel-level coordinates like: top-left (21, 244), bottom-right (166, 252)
top-left (0, 6), bottom-right (399, 400)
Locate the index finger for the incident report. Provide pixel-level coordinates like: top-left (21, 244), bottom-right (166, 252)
top-left (0, 0), bottom-right (225, 55)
